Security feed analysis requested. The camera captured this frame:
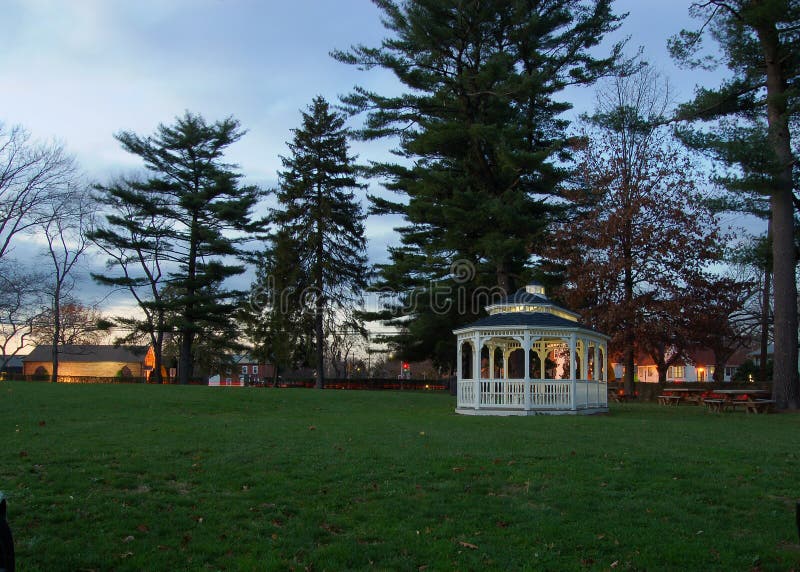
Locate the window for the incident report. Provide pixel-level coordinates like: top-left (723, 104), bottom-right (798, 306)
top-left (670, 366), bottom-right (685, 379)
top-left (637, 366), bottom-right (657, 382)
top-left (241, 365), bottom-right (248, 374)
top-left (252, 365), bottom-right (258, 374)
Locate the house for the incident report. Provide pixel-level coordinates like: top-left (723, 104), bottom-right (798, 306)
top-left (209, 355), bottom-right (274, 387)
top-left (612, 348), bottom-right (750, 384)
top-left (22, 345), bottom-right (150, 381)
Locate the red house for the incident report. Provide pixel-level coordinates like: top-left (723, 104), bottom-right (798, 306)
top-left (210, 355), bottom-right (274, 387)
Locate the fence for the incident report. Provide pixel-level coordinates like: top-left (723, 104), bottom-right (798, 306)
top-left (3, 374), bottom-right (449, 391)
top-left (268, 377), bottom-right (450, 391)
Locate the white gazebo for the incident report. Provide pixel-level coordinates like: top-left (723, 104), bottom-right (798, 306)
top-left (454, 283), bottom-right (609, 415)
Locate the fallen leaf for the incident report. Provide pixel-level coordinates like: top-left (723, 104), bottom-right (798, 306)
top-left (459, 541), bottom-right (478, 550)
top-left (452, 467), bottom-right (465, 472)
top-left (308, 425), bottom-right (316, 431)
top-left (119, 551), bottom-right (134, 559)
top-left (38, 421), bottom-right (46, 427)
top-left (122, 535), bottom-right (135, 543)
top-left (19, 451), bottom-right (28, 458)
top-left (496, 521), bottom-right (509, 528)
top-left (136, 524), bottom-right (149, 533)
top-left (610, 560), bottom-right (619, 568)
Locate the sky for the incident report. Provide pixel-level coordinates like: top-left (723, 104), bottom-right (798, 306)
top-left (1, 0), bottom-right (733, 316)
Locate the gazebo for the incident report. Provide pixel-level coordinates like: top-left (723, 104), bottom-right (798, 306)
top-left (454, 283), bottom-right (609, 415)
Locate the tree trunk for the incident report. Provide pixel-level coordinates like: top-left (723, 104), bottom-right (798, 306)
top-left (758, 23), bottom-right (799, 409)
top-left (314, 196), bottom-right (325, 390)
top-left (622, 255), bottom-right (636, 395)
top-left (496, 262), bottom-right (514, 296)
top-left (760, 220), bottom-right (772, 384)
top-left (314, 293), bottom-right (325, 389)
top-left (51, 292), bottom-right (60, 383)
top-left (150, 331), bottom-right (164, 384)
top-left (657, 363), bottom-right (668, 385)
top-left (179, 213), bottom-right (200, 386)
top-left (178, 333), bottom-right (193, 385)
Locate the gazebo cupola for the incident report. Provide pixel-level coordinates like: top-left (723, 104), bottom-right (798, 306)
top-left (454, 283), bottom-right (609, 415)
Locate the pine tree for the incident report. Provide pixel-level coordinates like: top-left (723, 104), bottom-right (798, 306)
top-left (90, 177), bottom-right (173, 383)
top-left (333, 0), bottom-right (626, 368)
top-left (110, 112), bottom-right (262, 385)
top-left (273, 97), bottom-right (368, 389)
top-left (669, 0), bottom-right (800, 409)
top-left (245, 228), bottom-right (314, 385)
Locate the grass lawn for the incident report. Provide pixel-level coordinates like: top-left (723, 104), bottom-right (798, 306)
top-left (1, 382), bottom-right (799, 571)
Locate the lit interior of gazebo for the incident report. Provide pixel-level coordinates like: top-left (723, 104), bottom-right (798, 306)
top-left (454, 283), bottom-right (609, 415)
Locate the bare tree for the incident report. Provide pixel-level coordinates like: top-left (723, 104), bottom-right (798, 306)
top-left (39, 186), bottom-right (94, 382)
top-left (550, 68), bottom-right (723, 396)
top-left (0, 123), bottom-right (76, 262)
top-left (30, 298), bottom-right (105, 347)
top-left (0, 264), bottom-right (46, 371)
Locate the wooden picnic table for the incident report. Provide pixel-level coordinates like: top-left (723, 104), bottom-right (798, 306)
top-left (704, 389), bottom-right (774, 413)
top-left (662, 387), bottom-right (706, 405)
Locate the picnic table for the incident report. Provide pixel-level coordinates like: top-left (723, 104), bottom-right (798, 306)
top-left (660, 387), bottom-right (706, 405)
top-left (703, 389), bottom-right (774, 413)
top-left (608, 390), bottom-right (634, 403)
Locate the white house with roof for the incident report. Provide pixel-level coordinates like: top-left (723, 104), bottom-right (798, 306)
top-left (454, 283), bottom-right (609, 415)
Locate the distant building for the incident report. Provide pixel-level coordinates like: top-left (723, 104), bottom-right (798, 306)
top-left (22, 345), bottom-right (151, 380)
top-left (210, 354), bottom-right (274, 387)
top-left (612, 348), bottom-right (750, 383)
top-left (0, 355), bottom-right (24, 376)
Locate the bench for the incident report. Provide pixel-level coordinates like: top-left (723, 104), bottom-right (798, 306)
top-left (745, 399), bottom-right (775, 414)
top-left (608, 392), bottom-right (625, 403)
top-left (728, 400), bottom-right (750, 412)
top-left (658, 395), bottom-right (681, 406)
top-left (703, 398), bottom-right (726, 413)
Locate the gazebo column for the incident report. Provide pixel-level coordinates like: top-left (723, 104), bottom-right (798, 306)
top-left (569, 333), bottom-right (577, 411)
top-left (539, 345), bottom-right (546, 379)
top-left (473, 334), bottom-right (481, 410)
top-left (593, 343), bottom-right (600, 381)
top-left (523, 333), bottom-right (531, 411)
top-left (488, 343), bottom-right (495, 380)
top-left (580, 338), bottom-right (588, 382)
top-left (456, 338), bottom-right (462, 380)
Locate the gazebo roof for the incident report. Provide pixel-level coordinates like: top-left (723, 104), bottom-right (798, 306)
top-left (454, 283), bottom-right (604, 337)
top-left (453, 311), bottom-right (598, 334)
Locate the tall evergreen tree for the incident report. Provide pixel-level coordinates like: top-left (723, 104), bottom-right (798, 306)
top-left (669, 0), bottom-right (800, 409)
top-left (333, 0), bottom-right (626, 368)
top-left (273, 96), bottom-right (368, 389)
top-left (90, 177), bottom-right (173, 383)
top-left (111, 112), bottom-right (262, 385)
top-left (245, 228), bottom-right (314, 385)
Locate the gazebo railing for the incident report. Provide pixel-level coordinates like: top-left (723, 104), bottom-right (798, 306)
top-left (457, 378), bottom-right (608, 411)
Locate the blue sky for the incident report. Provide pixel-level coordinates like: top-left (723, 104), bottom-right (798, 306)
top-left (1, 0), bottom-right (731, 312)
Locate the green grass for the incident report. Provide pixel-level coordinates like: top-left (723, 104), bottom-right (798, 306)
top-left (1, 382), bottom-right (799, 571)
